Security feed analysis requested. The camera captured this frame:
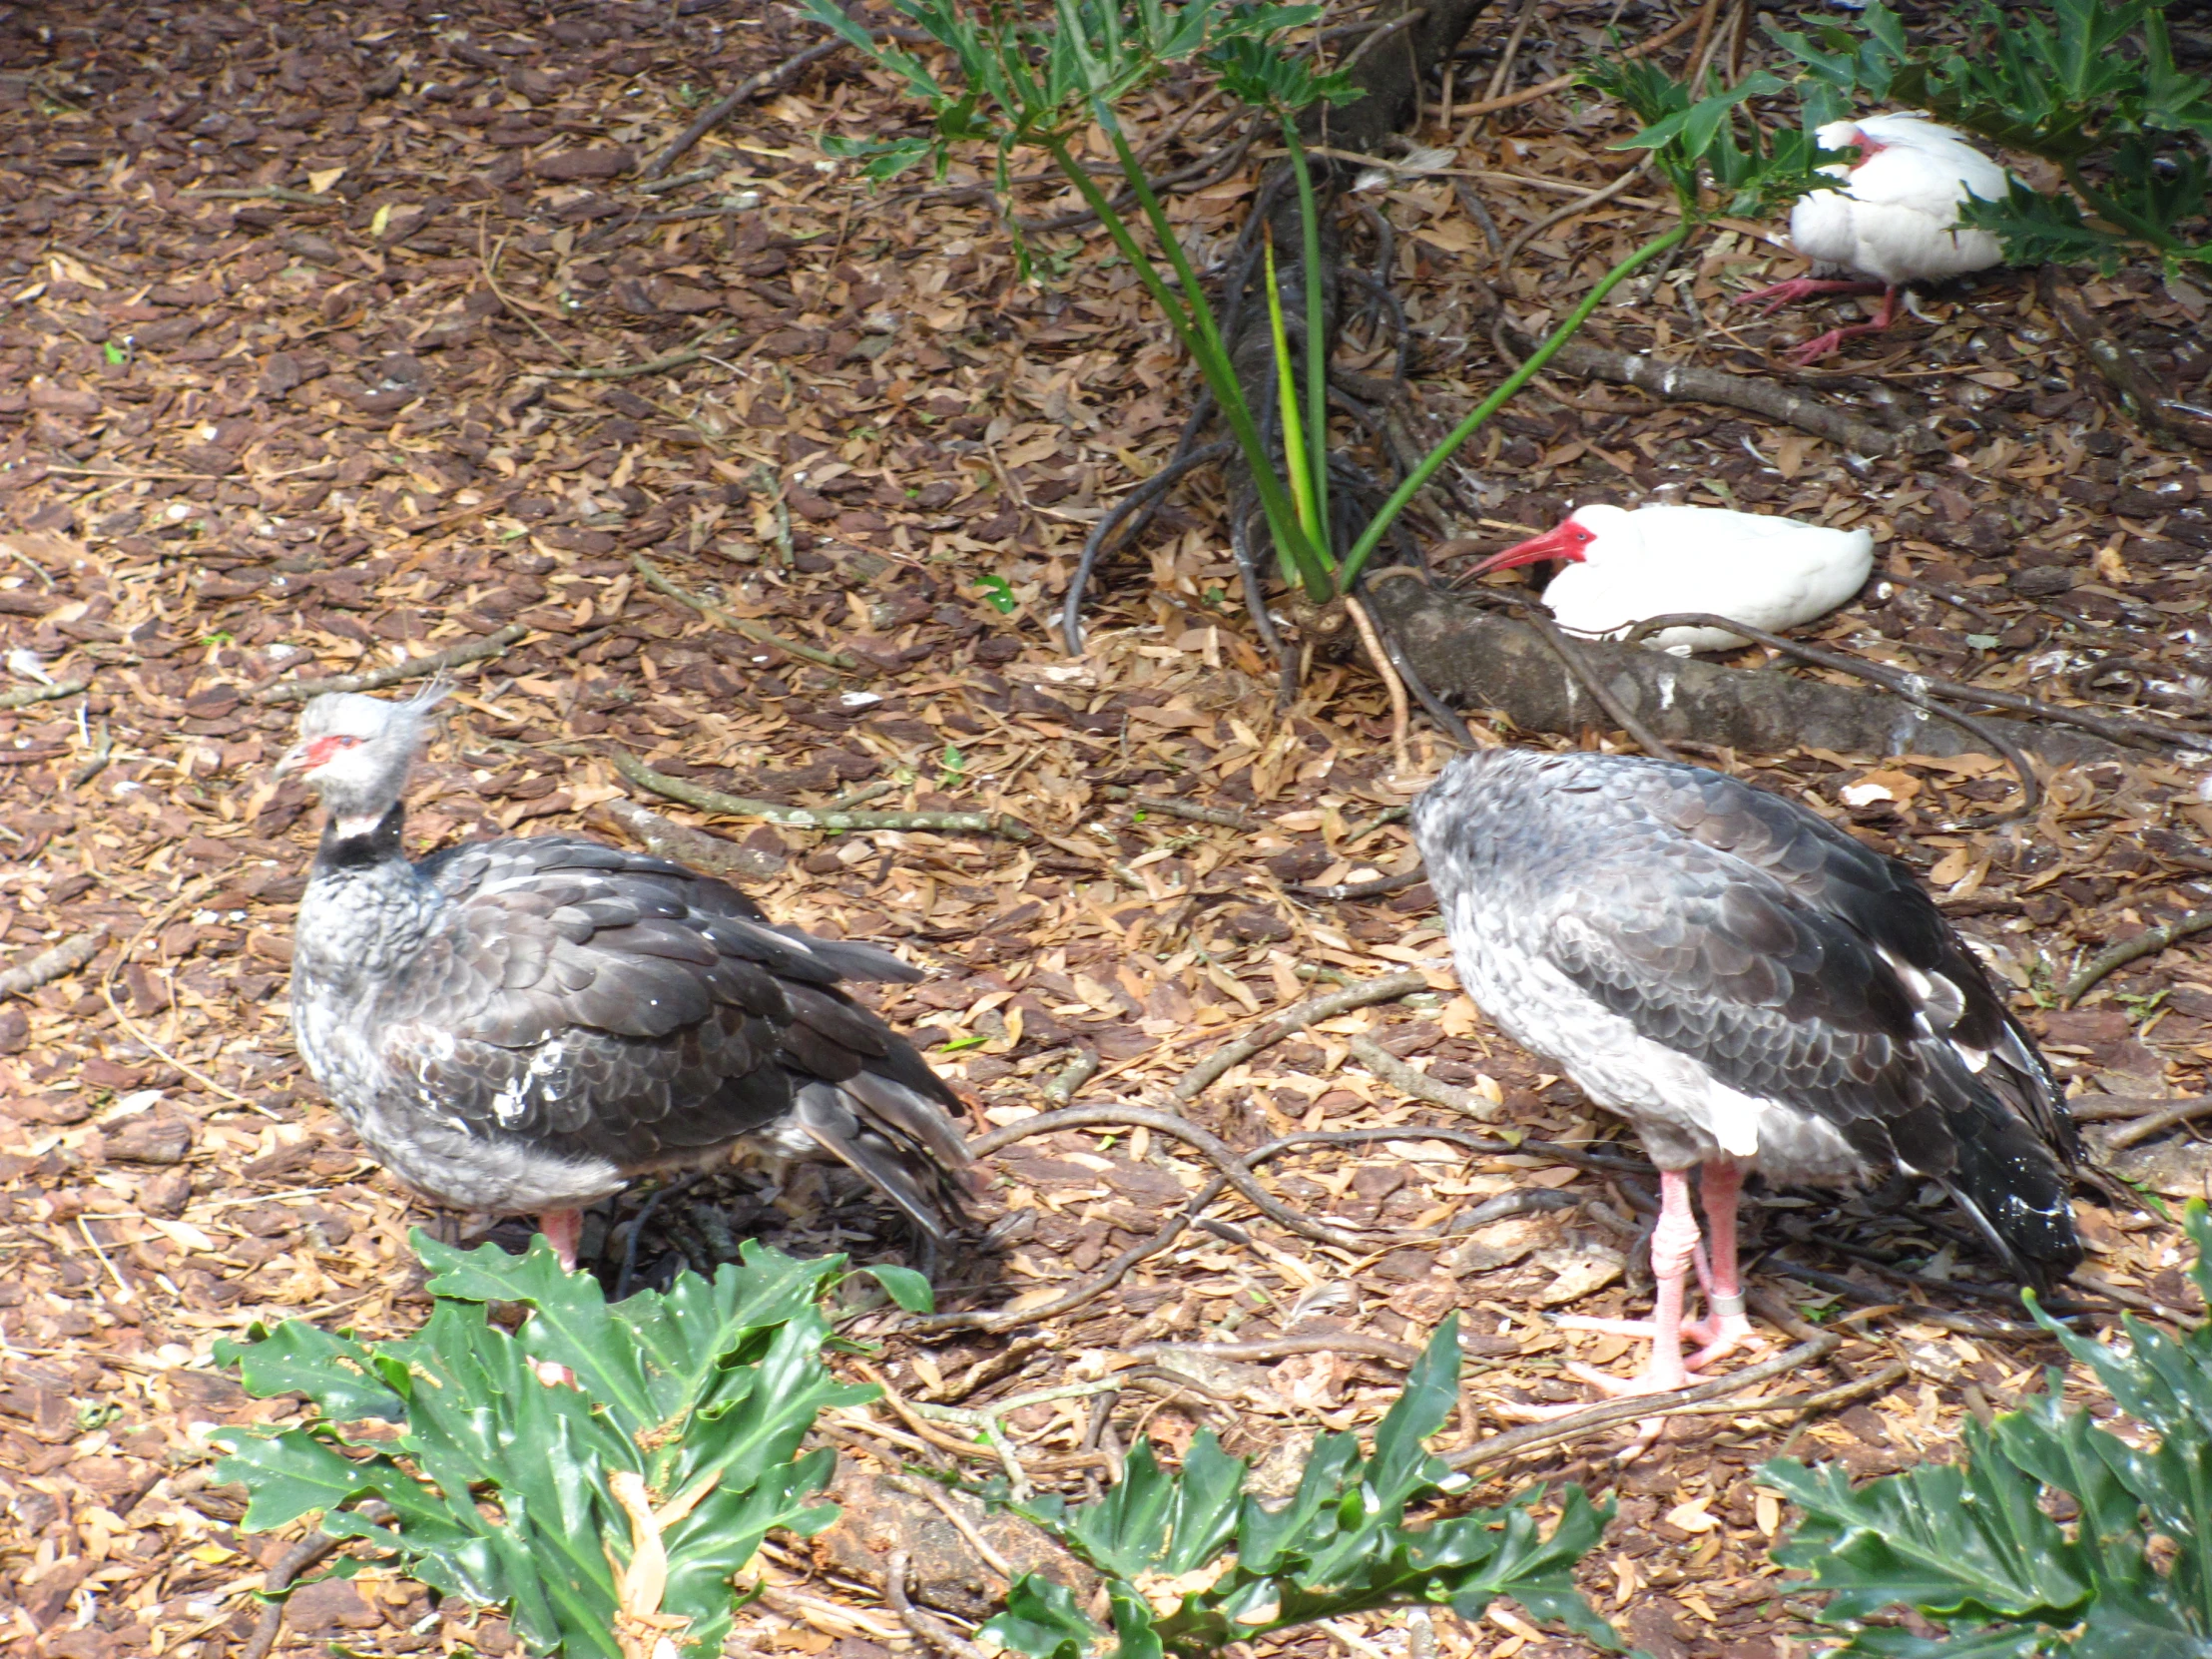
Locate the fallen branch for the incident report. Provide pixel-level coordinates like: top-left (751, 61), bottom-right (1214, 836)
top-left (1174, 968), bottom-right (1433, 1102)
top-left (2102, 1100), bottom-right (2212, 1151)
top-left (253, 625), bottom-right (526, 704)
top-left (884, 1550), bottom-right (991, 1659)
top-left (1303, 869), bottom-right (1424, 900)
top-left (1041, 1048), bottom-right (1098, 1104)
top-left (0, 678), bottom-right (88, 711)
top-left (632, 553), bottom-right (857, 671)
top-left (1505, 324), bottom-right (1935, 456)
top-left (1447, 1333), bottom-right (1841, 1471)
top-left (1129, 1331), bottom-right (1423, 1366)
top-left (1344, 1033), bottom-right (1498, 1123)
top-left (0, 927), bottom-right (107, 998)
top-left (589, 798), bottom-right (787, 881)
top-left (2063, 909), bottom-right (2212, 1007)
top-left (613, 751), bottom-right (1036, 841)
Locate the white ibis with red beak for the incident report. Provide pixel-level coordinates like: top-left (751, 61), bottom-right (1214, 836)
top-left (1738, 112), bottom-right (2010, 362)
top-left (1466, 503), bottom-right (1874, 653)
top-left (275, 686), bottom-right (972, 1272)
top-left (1413, 748), bottom-right (2080, 1398)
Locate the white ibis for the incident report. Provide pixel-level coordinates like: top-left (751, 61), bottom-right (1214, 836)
top-left (1465, 503), bottom-right (1875, 653)
top-left (1738, 112), bottom-right (2010, 362)
top-left (1412, 748), bottom-right (2079, 1397)
top-left (276, 687), bottom-right (972, 1272)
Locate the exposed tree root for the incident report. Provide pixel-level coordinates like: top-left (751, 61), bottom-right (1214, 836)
top-left (613, 751), bottom-right (1037, 841)
top-left (1364, 577), bottom-right (2129, 770)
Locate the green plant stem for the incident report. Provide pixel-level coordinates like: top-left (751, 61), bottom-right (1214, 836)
top-left (1336, 219), bottom-right (1691, 592)
top-left (1045, 130), bottom-right (1329, 594)
top-left (1284, 119), bottom-right (1331, 561)
top-left (1263, 230), bottom-right (1321, 554)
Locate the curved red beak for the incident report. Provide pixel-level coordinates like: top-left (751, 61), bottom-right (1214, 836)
top-left (1465, 522), bottom-right (1588, 577)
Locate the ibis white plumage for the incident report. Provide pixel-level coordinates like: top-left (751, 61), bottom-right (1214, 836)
top-left (1465, 503), bottom-right (1875, 653)
top-left (1413, 749), bottom-right (2080, 1398)
top-left (1739, 112), bottom-right (2011, 362)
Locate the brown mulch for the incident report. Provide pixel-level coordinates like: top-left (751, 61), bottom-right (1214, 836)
top-left (2, 2), bottom-right (2210, 1657)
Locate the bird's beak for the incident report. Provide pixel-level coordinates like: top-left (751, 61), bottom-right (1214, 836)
top-left (273, 736), bottom-right (326, 779)
top-left (1465, 523), bottom-right (1584, 577)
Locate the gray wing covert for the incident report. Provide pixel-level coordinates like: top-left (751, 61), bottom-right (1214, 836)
top-left (377, 832), bottom-right (968, 1231)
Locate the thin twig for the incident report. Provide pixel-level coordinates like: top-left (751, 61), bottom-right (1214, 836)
top-left (632, 553), bottom-right (857, 671)
top-left (2064, 910), bottom-right (2212, 1007)
top-left (1451, 9), bottom-right (1701, 121)
top-left (1520, 607), bottom-right (1682, 762)
top-left (0, 678), bottom-right (88, 711)
top-left (591, 798), bottom-right (786, 882)
top-left (540, 323), bottom-right (739, 380)
top-left (1174, 969), bottom-right (1432, 1101)
top-left (613, 751), bottom-right (1036, 841)
top-left (645, 39), bottom-right (843, 179)
top-left (971, 1103), bottom-right (1370, 1250)
top-left (1127, 794), bottom-right (1256, 830)
top-left (0, 928), bottom-right (107, 999)
top-left (2104, 1097), bottom-right (2212, 1151)
top-left (182, 184), bottom-right (334, 206)
top-left (1498, 157), bottom-right (1653, 274)
top-left (1345, 1033), bottom-right (1497, 1123)
top-left (253, 626), bottom-right (526, 704)
top-left (1304, 869), bottom-right (1424, 900)
top-left (1344, 593), bottom-right (1413, 779)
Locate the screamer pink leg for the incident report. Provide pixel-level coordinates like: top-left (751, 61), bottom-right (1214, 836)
top-left (538, 1208), bottom-right (584, 1272)
top-left (1552, 1161), bottom-right (1762, 1397)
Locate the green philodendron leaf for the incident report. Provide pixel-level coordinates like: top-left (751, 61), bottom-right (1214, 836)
top-left (1763, 1202), bottom-right (2212, 1654)
top-left (218, 1236), bottom-right (879, 1659)
top-left (983, 1572), bottom-right (1115, 1659)
top-left (1001, 1320), bottom-right (1617, 1657)
top-left (858, 1263), bottom-right (937, 1313)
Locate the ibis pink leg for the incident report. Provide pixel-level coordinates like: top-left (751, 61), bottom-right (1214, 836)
top-left (1784, 285), bottom-right (1903, 363)
top-left (1733, 275), bottom-right (1886, 317)
top-left (538, 1207), bottom-right (584, 1271)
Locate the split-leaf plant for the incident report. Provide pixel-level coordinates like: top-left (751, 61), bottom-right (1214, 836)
top-left (1766, 0), bottom-right (2212, 273)
top-left (806, 0), bottom-right (1834, 646)
top-left (1764, 1200), bottom-right (2212, 1656)
top-left (212, 1236), bottom-right (915, 1659)
top-left (982, 1318), bottom-right (1620, 1658)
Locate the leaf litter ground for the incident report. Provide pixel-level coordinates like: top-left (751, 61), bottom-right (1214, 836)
top-left (3, 1), bottom-right (2212, 1656)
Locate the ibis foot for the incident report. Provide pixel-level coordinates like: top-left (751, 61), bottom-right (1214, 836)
top-left (1734, 275), bottom-right (1885, 316)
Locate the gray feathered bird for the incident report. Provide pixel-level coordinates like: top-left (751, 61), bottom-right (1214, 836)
top-left (1413, 748), bottom-right (2078, 1397)
top-left (276, 685), bottom-right (972, 1270)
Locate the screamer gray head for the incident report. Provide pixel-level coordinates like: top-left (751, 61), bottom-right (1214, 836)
top-left (275, 682), bottom-right (448, 837)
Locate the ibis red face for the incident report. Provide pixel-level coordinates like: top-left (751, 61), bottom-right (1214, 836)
top-left (1465, 517), bottom-right (1598, 577)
